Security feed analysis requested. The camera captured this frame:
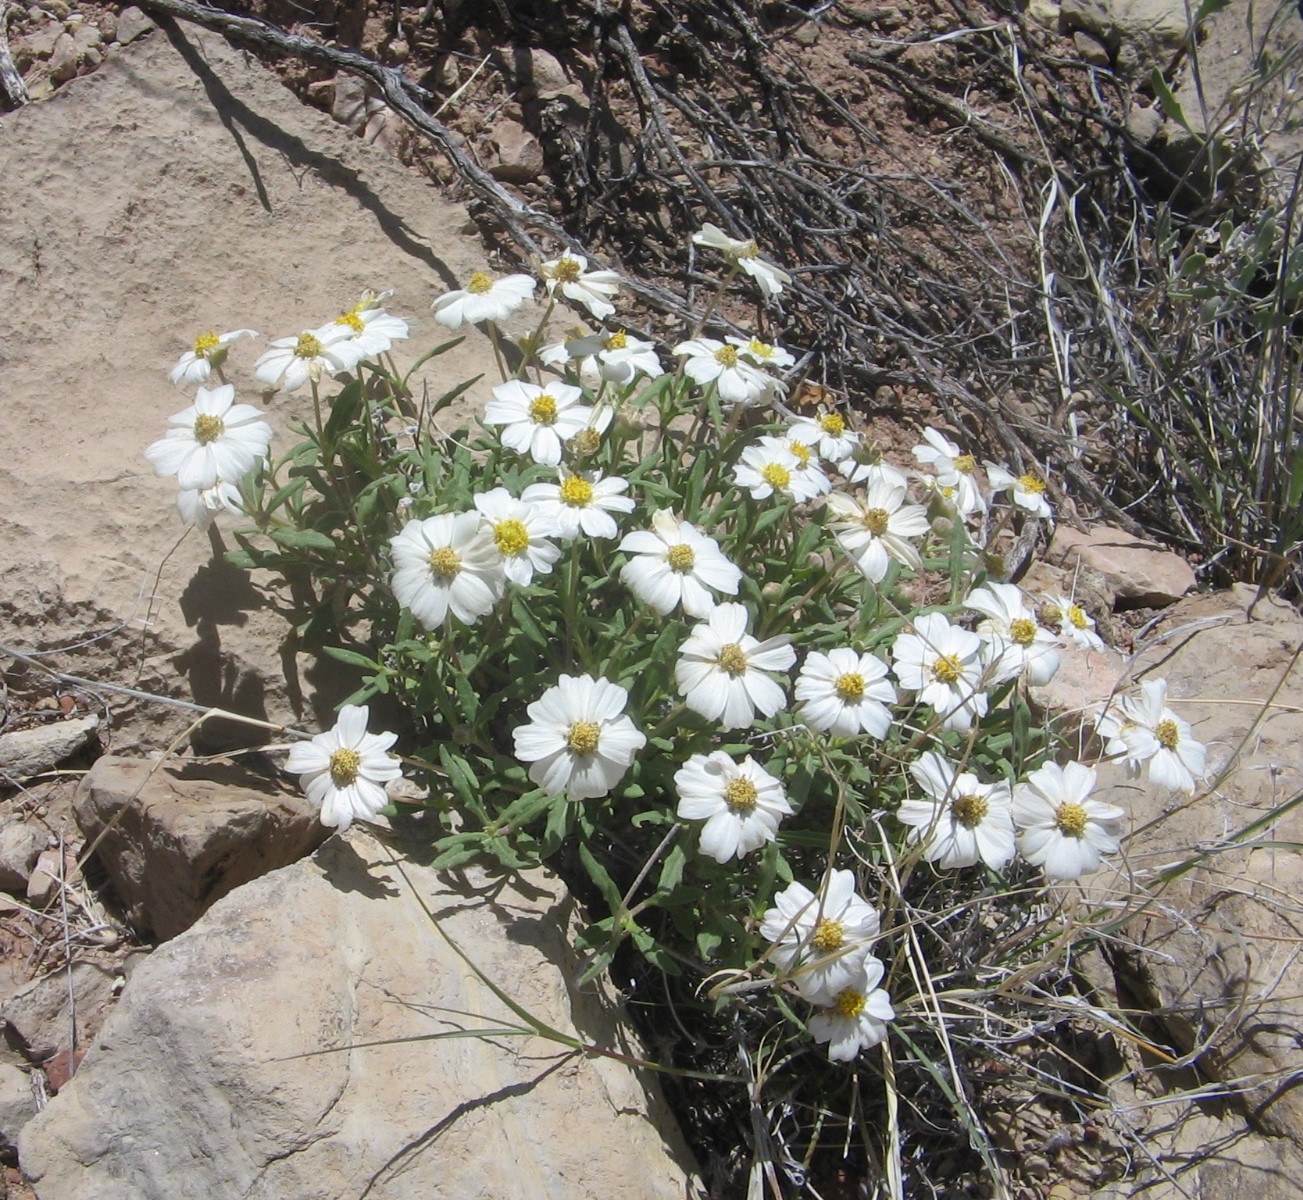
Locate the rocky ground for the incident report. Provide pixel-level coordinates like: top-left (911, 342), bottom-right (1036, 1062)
top-left (1, 0), bottom-right (1302, 1197)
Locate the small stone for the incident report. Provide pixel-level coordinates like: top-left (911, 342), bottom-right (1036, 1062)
top-left (20, 22), bottom-right (63, 62)
top-left (48, 31), bottom-right (81, 82)
top-left (0, 823), bottom-right (45, 893)
top-left (0, 715), bottom-right (100, 780)
top-left (331, 73), bottom-right (377, 134)
top-left (26, 847), bottom-right (76, 906)
top-left (0, 1059), bottom-right (35, 1151)
top-left (385, 38), bottom-right (409, 63)
top-left (113, 6), bottom-right (154, 45)
top-left (1025, 0), bottom-right (1061, 28)
top-left (488, 116), bottom-right (545, 183)
top-left (36, 0), bottom-right (69, 17)
top-left (1074, 29), bottom-right (1111, 65)
top-left (96, 11), bottom-right (117, 41)
top-left (792, 22), bottom-right (819, 45)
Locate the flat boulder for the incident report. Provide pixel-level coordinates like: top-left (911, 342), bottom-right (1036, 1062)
top-left (18, 831), bottom-right (702, 1199)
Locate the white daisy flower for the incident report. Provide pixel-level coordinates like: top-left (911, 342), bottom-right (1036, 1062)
top-left (1116, 678), bottom-right (1206, 794)
top-left (432, 271), bottom-right (536, 328)
top-left (840, 455), bottom-right (911, 491)
top-left (794, 648), bottom-right (895, 738)
top-left (144, 384), bottom-right (273, 492)
top-left (912, 427), bottom-right (986, 515)
top-left (728, 334), bottom-right (796, 370)
top-left (482, 379), bottom-right (594, 468)
top-left (176, 479), bottom-right (245, 531)
top-left (512, 674), bottom-right (646, 800)
top-left (791, 410), bottom-right (858, 463)
top-left (1013, 760), bottom-right (1124, 881)
top-left (674, 602), bottom-right (795, 731)
top-left (674, 752), bottom-right (792, 863)
top-left (692, 223), bottom-right (792, 299)
top-left (759, 432), bottom-right (831, 499)
top-left (285, 704), bottom-right (402, 832)
top-left (618, 510), bottom-right (742, 618)
top-left (965, 582), bottom-right (1061, 686)
top-left (521, 469), bottom-right (634, 540)
top-left (320, 293), bottom-right (409, 361)
top-left (892, 611), bottom-right (989, 733)
top-left (899, 751), bottom-right (1016, 870)
top-left (549, 329), bottom-right (664, 386)
top-left (733, 441), bottom-right (827, 504)
top-left (169, 328), bottom-right (258, 387)
top-left (673, 337), bottom-right (771, 406)
top-left (472, 487), bottom-right (561, 587)
top-left (916, 472), bottom-right (986, 520)
top-left (985, 462), bottom-right (1053, 519)
top-left (389, 511), bottom-right (506, 629)
top-left (1040, 594), bottom-right (1105, 652)
top-left (807, 955), bottom-right (895, 1063)
top-left (760, 870), bottom-right (881, 1004)
top-left (253, 325), bottom-right (360, 392)
top-left (825, 480), bottom-right (930, 583)
top-left (541, 252), bottom-right (622, 321)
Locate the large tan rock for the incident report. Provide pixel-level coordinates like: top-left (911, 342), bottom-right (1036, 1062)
top-left (18, 832), bottom-right (702, 1199)
top-left (1091, 586), bottom-right (1303, 1144)
top-left (0, 24), bottom-right (502, 754)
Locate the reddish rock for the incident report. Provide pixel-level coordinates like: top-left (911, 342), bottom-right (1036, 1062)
top-left (1049, 523), bottom-right (1195, 608)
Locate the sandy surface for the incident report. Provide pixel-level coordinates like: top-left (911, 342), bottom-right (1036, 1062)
top-left (0, 20), bottom-right (502, 749)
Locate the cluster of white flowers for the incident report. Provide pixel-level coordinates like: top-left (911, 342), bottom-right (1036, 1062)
top-left (761, 871), bottom-right (895, 1061)
top-left (146, 293), bottom-right (411, 530)
top-left (177, 230), bottom-right (1213, 1085)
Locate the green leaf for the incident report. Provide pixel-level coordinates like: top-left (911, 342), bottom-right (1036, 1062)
top-left (1150, 68), bottom-right (1192, 134)
top-left (322, 645), bottom-right (381, 670)
top-left (268, 527), bottom-right (336, 552)
top-left (578, 843), bottom-right (623, 913)
top-left (324, 379), bottom-right (364, 442)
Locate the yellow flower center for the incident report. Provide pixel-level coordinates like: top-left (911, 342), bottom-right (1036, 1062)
top-left (953, 454), bottom-right (976, 474)
top-left (667, 543), bottom-right (696, 573)
top-left (493, 519), bottom-right (530, 557)
top-left (714, 345), bottom-right (740, 368)
top-left (819, 412), bottom-right (845, 436)
top-left (761, 463), bottom-right (791, 491)
top-left (1040, 602), bottom-right (1064, 627)
top-left (1009, 618), bottom-right (1038, 646)
top-left (529, 394), bottom-right (559, 425)
top-left (1155, 718), bottom-right (1180, 750)
top-left (605, 330), bottom-right (628, 350)
top-left (428, 547), bottom-right (461, 578)
top-left (194, 331), bottom-right (220, 357)
top-left (834, 673), bottom-right (864, 702)
top-left (566, 721), bottom-right (600, 755)
top-left (560, 475), bottom-right (594, 507)
top-left (572, 427), bottom-right (602, 456)
top-left (724, 778), bottom-right (758, 812)
top-left (193, 414), bottom-right (224, 444)
top-left (334, 311), bottom-right (365, 333)
top-left (466, 271), bottom-right (493, 294)
top-left (716, 643), bottom-right (748, 675)
top-left (811, 918), bottom-right (844, 953)
top-left (834, 988), bottom-right (866, 1019)
top-left (1056, 802), bottom-right (1088, 838)
top-left (862, 508), bottom-right (890, 536)
top-left (951, 793), bottom-right (988, 828)
top-left (736, 239), bottom-right (760, 260)
top-left (294, 333), bottom-right (324, 359)
top-left (932, 654), bottom-right (963, 685)
top-left (747, 338), bottom-right (774, 359)
top-left (790, 442), bottom-right (812, 467)
top-left (1018, 473), bottom-right (1046, 494)
top-left (329, 747), bottom-right (361, 787)
top-left (1068, 605), bottom-right (1090, 630)
top-left (552, 257), bottom-right (583, 283)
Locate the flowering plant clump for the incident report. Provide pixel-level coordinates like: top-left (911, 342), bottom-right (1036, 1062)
top-left (144, 232), bottom-right (1209, 1187)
